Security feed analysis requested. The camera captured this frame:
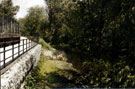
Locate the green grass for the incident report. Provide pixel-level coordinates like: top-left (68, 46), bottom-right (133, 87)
top-left (39, 38), bottom-right (55, 51)
top-left (37, 53), bottom-right (58, 76)
top-left (24, 52), bottom-right (78, 88)
top-left (24, 39), bottom-right (78, 88)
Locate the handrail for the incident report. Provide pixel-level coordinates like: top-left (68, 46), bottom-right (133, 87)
top-left (0, 33), bottom-right (20, 38)
top-left (0, 39), bottom-right (37, 70)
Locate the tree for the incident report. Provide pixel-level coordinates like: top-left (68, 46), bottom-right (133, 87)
top-left (19, 6), bottom-right (48, 38)
top-left (0, 0), bottom-right (19, 18)
top-left (45, 0), bottom-right (135, 87)
top-left (45, 0), bottom-right (76, 44)
top-left (46, 0), bottom-right (135, 61)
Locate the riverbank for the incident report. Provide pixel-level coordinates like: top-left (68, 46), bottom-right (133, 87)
top-left (24, 40), bottom-right (79, 88)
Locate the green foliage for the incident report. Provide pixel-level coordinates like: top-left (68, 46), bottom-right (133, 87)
top-left (39, 38), bottom-right (55, 51)
top-left (24, 52), bottom-right (77, 88)
top-left (75, 59), bottom-right (135, 88)
top-left (24, 53), bottom-right (44, 89)
top-left (24, 68), bottom-right (40, 89)
top-left (24, 0), bottom-right (135, 88)
top-left (19, 6), bottom-right (48, 37)
top-left (0, 0), bottom-right (19, 18)
top-left (45, 0), bottom-right (75, 44)
top-left (46, 0), bottom-right (135, 60)
top-left (45, 0), bottom-right (135, 87)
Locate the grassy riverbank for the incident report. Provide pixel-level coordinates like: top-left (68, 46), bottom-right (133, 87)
top-left (24, 39), bottom-right (79, 88)
top-left (24, 53), bottom-right (78, 88)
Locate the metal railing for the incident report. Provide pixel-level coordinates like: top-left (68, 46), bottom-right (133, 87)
top-left (0, 39), bottom-right (37, 70)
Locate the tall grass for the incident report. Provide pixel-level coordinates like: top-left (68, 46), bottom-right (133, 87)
top-left (39, 38), bottom-right (55, 51)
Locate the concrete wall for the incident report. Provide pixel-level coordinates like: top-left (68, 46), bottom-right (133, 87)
top-left (1, 45), bottom-right (42, 89)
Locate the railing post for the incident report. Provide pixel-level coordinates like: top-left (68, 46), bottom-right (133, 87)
top-left (29, 39), bottom-right (30, 50)
top-left (23, 39), bottom-right (24, 53)
top-left (3, 42), bottom-right (6, 68)
top-left (30, 41), bottom-right (32, 48)
top-left (31, 40), bottom-right (32, 48)
top-left (18, 42), bottom-right (20, 56)
top-left (30, 40), bottom-right (31, 49)
top-left (12, 40), bottom-right (14, 60)
top-left (26, 39), bottom-right (27, 51)
top-left (27, 39), bottom-right (28, 50)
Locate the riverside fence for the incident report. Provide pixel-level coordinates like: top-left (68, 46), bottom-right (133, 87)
top-left (0, 39), bottom-right (37, 70)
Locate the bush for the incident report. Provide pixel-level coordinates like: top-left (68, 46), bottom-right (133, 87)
top-left (75, 59), bottom-right (135, 88)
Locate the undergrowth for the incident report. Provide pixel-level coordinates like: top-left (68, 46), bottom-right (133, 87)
top-left (24, 53), bottom-right (77, 88)
top-left (39, 38), bottom-right (55, 51)
top-left (75, 59), bottom-right (135, 88)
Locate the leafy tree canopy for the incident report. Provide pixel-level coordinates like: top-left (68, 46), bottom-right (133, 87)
top-left (19, 6), bottom-right (48, 38)
top-left (0, 0), bottom-right (19, 19)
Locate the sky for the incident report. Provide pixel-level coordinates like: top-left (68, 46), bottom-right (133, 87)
top-left (0, 0), bottom-right (1, 3)
top-left (12, 0), bottom-right (47, 19)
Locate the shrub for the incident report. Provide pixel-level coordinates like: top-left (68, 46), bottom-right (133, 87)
top-left (75, 59), bottom-right (135, 88)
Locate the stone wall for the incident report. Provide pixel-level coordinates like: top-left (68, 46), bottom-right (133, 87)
top-left (1, 45), bottom-right (42, 89)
